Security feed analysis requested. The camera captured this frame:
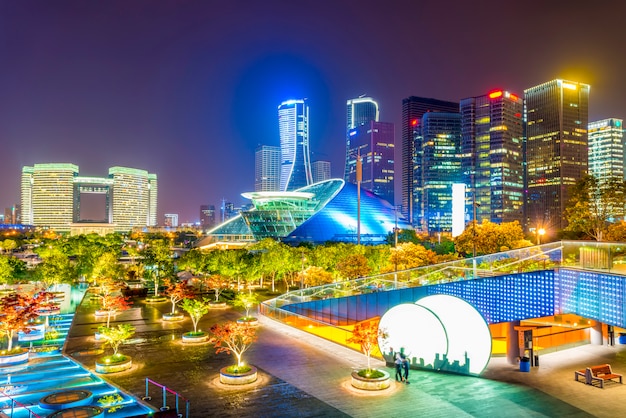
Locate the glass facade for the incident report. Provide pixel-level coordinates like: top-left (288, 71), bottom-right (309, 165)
top-left (524, 79), bottom-right (590, 232)
top-left (206, 179), bottom-right (410, 245)
top-left (345, 97), bottom-right (379, 180)
top-left (255, 145), bottom-right (281, 192)
top-left (345, 121), bottom-right (395, 204)
top-left (461, 91), bottom-right (524, 224)
top-left (588, 118), bottom-right (624, 185)
top-left (278, 99), bottom-right (312, 191)
top-left (415, 112), bottom-right (462, 234)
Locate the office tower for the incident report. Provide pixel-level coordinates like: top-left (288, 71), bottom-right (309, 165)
top-left (524, 79), bottom-right (590, 232)
top-left (278, 99), bottom-right (312, 191)
top-left (109, 167), bottom-right (157, 231)
top-left (200, 204), bottom-right (216, 229)
top-left (2, 205), bottom-right (20, 224)
top-left (588, 118), bottom-right (624, 185)
top-left (164, 214), bottom-right (179, 227)
top-left (21, 163), bottom-right (79, 232)
top-left (221, 200), bottom-right (236, 223)
top-left (461, 90), bottom-right (524, 224)
top-left (148, 174), bottom-right (158, 227)
top-left (416, 112), bottom-right (462, 234)
top-left (402, 96), bottom-right (459, 225)
top-left (345, 97), bottom-right (379, 179)
top-left (312, 160), bottom-right (331, 183)
top-left (3, 208), bottom-right (11, 224)
top-left (255, 145), bottom-right (281, 192)
top-left (346, 121), bottom-right (395, 203)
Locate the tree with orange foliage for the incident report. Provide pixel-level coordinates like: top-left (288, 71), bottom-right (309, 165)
top-left (210, 321), bottom-right (257, 368)
top-left (347, 319), bottom-right (388, 372)
top-left (163, 278), bottom-right (192, 314)
top-left (202, 275), bottom-right (230, 303)
top-left (103, 295), bottom-right (131, 327)
top-left (0, 292), bottom-right (45, 351)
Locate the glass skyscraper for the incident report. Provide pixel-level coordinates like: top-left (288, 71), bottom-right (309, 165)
top-left (588, 118), bottom-right (624, 184)
top-left (278, 99), bottom-right (312, 191)
top-left (416, 112), bottom-right (462, 233)
top-left (346, 121), bottom-right (395, 204)
top-left (524, 79), bottom-right (589, 232)
top-left (401, 96), bottom-right (459, 225)
top-left (345, 97), bottom-right (379, 179)
top-left (461, 90), bottom-right (524, 224)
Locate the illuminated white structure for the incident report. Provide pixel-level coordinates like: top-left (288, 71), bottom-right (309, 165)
top-left (452, 183), bottom-right (465, 237)
top-left (278, 99), bottom-right (312, 191)
top-left (378, 295), bottom-right (492, 376)
top-left (21, 163), bottom-right (157, 232)
top-left (345, 97), bottom-right (379, 179)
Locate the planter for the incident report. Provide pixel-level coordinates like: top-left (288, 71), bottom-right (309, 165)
top-left (350, 369), bottom-right (391, 391)
top-left (209, 302), bottom-right (228, 309)
top-left (39, 390), bottom-right (94, 410)
top-left (236, 317), bottom-right (259, 327)
top-left (95, 355), bottom-right (132, 373)
top-left (46, 406), bottom-right (104, 418)
top-left (220, 365), bottom-right (258, 385)
top-left (182, 332), bottom-right (208, 343)
top-left (18, 323), bottom-right (46, 341)
top-left (162, 312), bottom-right (185, 321)
top-left (30, 345), bottom-right (61, 357)
top-left (145, 295), bottom-right (168, 303)
top-left (0, 348), bottom-right (29, 366)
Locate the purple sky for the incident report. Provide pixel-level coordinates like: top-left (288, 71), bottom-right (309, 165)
top-left (1, 1), bottom-right (625, 224)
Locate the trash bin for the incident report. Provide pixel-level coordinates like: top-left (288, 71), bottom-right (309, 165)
top-left (520, 357), bottom-right (530, 372)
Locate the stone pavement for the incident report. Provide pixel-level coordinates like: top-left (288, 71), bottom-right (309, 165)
top-left (65, 295), bottom-right (626, 417)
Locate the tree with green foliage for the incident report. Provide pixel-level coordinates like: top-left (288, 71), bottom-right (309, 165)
top-left (142, 239), bottom-right (174, 296)
top-left (34, 246), bottom-right (75, 289)
top-left (233, 292), bottom-right (258, 319)
top-left (0, 239), bottom-right (17, 255)
top-left (91, 251), bottom-right (123, 286)
top-left (454, 220), bottom-right (528, 256)
top-left (0, 255), bottom-right (14, 287)
top-left (564, 175), bottom-right (626, 241)
top-left (97, 324), bottom-right (135, 356)
top-left (181, 298), bottom-right (211, 334)
top-left (299, 265), bottom-right (334, 287)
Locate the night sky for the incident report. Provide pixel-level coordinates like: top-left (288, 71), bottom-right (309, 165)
top-left (1, 1), bottom-right (625, 224)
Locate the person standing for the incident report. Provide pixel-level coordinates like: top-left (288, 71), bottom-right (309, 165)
top-left (394, 351), bottom-right (404, 382)
top-left (401, 353), bottom-right (410, 384)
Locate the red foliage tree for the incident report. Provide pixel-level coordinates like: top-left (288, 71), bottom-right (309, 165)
top-left (210, 321), bottom-right (257, 367)
top-left (0, 293), bottom-right (44, 351)
top-left (347, 318), bottom-right (387, 372)
top-left (163, 279), bottom-right (193, 314)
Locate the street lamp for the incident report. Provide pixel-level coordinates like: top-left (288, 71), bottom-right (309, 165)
top-left (537, 228), bottom-right (546, 245)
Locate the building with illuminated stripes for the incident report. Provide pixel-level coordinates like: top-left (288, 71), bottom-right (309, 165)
top-left (21, 163), bottom-right (157, 232)
top-left (524, 79), bottom-right (589, 234)
top-left (278, 99), bottom-right (312, 191)
top-left (588, 118), bottom-right (624, 185)
top-left (345, 97), bottom-right (379, 179)
top-left (460, 90), bottom-right (524, 225)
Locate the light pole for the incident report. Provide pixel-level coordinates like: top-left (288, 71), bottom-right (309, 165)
top-left (537, 228), bottom-right (546, 245)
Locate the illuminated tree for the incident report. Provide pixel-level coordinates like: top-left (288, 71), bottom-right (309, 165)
top-left (91, 252), bottom-right (122, 286)
top-left (163, 278), bottom-right (192, 314)
top-left (347, 319), bottom-right (388, 372)
top-left (181, 298), bottom-right (211, 334)
top-left (210, 321), bottom-right (257, 368)
top-left (98, 324), bottom-right (135, 357)
top-left (454, 220), bottom-right (528, 255)
top-left (0, 292), bottom-right (45, 351)
top-left (203, 275), bottom-right (230, 302)
top-left (336, 253), bottom-right (371, 279)
top-left (233, 292), bottom-right (258, 319)
top-left (103, 295), bottom-right (131, 328)
top-left (389, 242), bottom-right (438, 270)
top-left (299, 266), bottom-right (334, 287)
top-left (0, 255), bottom-right (14, 288)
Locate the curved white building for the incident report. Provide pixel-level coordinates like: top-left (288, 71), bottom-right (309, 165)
top-left (278, 99), bottom-right (312, 191)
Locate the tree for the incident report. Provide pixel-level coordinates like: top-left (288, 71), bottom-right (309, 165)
top-left (388, 242), bottom-right (438, 271)
top-left (91, 252), bottom-right (122, 286)
top-left (142, 239), bottom-right (174, 296)
top-left (347, 319), bottom-right (388, 372)
top-left (299, 266), bottom-right (334, 288)
top-left (336, 253), bottom-right (371, 279)
top-left (163, 278), bottom-right (192, 314)
top-left (98, 324), bottom-right (135, 356)
top-left (210, 321), bottom-right (257, 368)
top-left (564, 175), bottom-right (626, 241)
top-left (0, 239), bottom-right (17, 255)
top-left (606, 221), bottom-right (626, 242)
top-left (181, 298), bottom-right (211, 334)
top-left (0, 255), bottom-right (14, 288)
top-left (233, 292), bottom-right (258, 319)
top-left (102, 295), bottom-right (131, 328)
top-left (454, 220), bottom-right (528, 255)
top-left (34, 246), bottom-right (76, 289)
top-left (203, 274), bottom-right (231, 302)
top-left (0, 293), bottom-right (43, 351)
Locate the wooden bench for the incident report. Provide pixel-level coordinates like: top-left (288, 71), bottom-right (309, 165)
top-left (575, 364), bottom-right (623, 388)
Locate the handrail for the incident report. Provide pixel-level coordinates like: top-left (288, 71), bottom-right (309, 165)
top-left (143, 378), bottom-right (190, 418)
top-left (0, 389), bottom-right (44, 418)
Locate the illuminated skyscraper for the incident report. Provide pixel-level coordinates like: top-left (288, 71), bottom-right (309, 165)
top-left (346, 121), bottom-right (395, 204)
top-left (21, 163), bottom-right (79, 231)
top-left (148, 174), bottom-right (158, 227)
top-left (200, 204), bottom-right (216, 229)
top-left (255, 145), bottom-right (281, 192)
top-left (164, 213), bottom-right (178, 227)
top-left (278, 99), bottom-right (312, 191)
top-left (402, 96), bottom-right (459, 225)
top-left (588, 118), bottom-right (624, 185)
top-left (524, 79), bottom-right (590, 232)
top-left (345, 97), bottom-right (379, 179)
top-left (312, 160), bottom-right (331, 183)
top-left (416, 113), bottom-right (462, 233)
top-left (461, 90), bottom-right (524, 224)
top-left (109, 167), bottom-right (157, 231)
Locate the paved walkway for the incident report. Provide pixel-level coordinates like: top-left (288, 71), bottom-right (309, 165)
top-left (65, 296), bottom-right (626, 417)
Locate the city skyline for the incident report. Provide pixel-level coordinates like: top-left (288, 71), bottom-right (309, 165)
top-left (1, 1), bottom-right (625, 223)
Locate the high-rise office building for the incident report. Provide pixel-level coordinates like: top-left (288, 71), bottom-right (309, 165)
top-left (524, 79), bottom-right (590, 232)
top-left (3, 205), bottom-right (20, 225)
top-left (416, 113), bottom-right (462, 233)
top-left (21, 163), bottom-right (157, 232)
top-left (21, 163), bottom-right (79, 231)
top-left (200, 204), bottom-right (216, 229)
top-left (255, 145), bottom-right (281, 192)
top-left (312, 160), bottom-right (331, 183)
top-left (164, 213), bottom-right (179, 227)
top-left (345, 97), bottom-right (379, 179)
top-left (588, 118), bottom-right (624, 185)
top-left (461, 90), bottom-right (524, 224)
top-left (346, 121), bottom-right (395, 204)
top-left (402, 96), bottom-right (459, 225)
top-left (278, 99), bottom-right (312, 191)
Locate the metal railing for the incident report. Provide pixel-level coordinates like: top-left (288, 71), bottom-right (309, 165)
top-left (143, 378), bottom-right (190, 418)
top-left (0, 390), bottom-right (43, 418)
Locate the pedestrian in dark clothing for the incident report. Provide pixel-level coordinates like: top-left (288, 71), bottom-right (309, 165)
top-left (394, 351), bottom-right (404, 382)
top-left (401, 353), bottom-right (410, 384)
